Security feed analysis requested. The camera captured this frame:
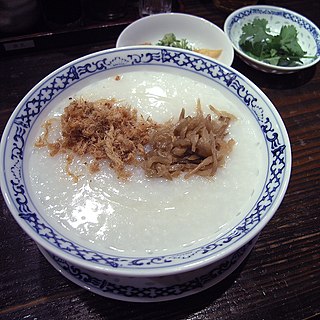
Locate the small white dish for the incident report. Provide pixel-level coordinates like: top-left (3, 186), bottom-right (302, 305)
top-left (224, 5), bottom-right (320, 74)
top-left (0, 46), bottom-right (291, 301)
top-left (116, 13), bottom-right (234, 66)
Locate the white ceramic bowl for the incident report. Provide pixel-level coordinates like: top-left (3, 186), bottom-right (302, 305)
top-left (116, 13), bottom-right (234, 66)
top-left (0, 46), bottom-right (291, 302)
top-left (224, 5), bottom-right (320, 74)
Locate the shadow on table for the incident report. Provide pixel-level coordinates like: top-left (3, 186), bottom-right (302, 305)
top-left (231, 55), bottom-right (317, 90)
top-left (81, 255), bottom-right (250, 319)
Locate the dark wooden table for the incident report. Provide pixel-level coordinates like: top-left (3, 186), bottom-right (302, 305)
top-left (1, 1), bottom-right (319, 319)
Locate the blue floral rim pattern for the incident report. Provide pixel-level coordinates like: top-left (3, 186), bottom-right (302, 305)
top-left (1, 47), bottom-right (290, 271)
top-left (45, 239), bottom-right (254, 301)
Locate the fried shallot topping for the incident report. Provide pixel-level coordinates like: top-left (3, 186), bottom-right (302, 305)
top-left (36, 98), bottom-right (236, 180)
top-left (144, 100), bottom-right (236, 179)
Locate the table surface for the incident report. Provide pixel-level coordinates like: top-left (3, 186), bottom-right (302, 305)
top-left (0, 1), bottom-right (319, 319)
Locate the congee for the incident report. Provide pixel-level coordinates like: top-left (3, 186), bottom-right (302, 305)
top-left (27, 70), bottom-right (267, 256)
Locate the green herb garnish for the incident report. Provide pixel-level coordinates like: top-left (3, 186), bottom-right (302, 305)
top-left (239, 18), bottom-right (314, 67)
top-left (156, 33), bottom-right (194, 50)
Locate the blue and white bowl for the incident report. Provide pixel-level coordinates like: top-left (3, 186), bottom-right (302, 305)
top-left (0, 46), bottom-right (291, 302)
top-left (224, 5), bottom-right (320, 74)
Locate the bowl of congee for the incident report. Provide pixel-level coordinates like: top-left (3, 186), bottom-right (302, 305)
top-left (0, 46), bottom-right (291, 302)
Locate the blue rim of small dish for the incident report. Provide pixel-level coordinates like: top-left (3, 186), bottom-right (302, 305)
top-left (0, 46), bottom-right (291, 276)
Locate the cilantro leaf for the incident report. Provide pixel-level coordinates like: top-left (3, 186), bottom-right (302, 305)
top-left (156, 33), bottom-right (194, 50)
top-left (279, 25), bottom-right (306, 57)
top-left (239, 19), bottom-right (274, 59)
top-left (239, 18), bottom-right (270, 46)
top-left (239, 18), bottom-right (313, 67)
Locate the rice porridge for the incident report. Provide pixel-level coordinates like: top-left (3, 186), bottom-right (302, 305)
top-left (26, 70), bottom-right (267, 256)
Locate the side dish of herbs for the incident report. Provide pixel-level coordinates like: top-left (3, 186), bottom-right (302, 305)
top-left (239, 18), bottom-right (314, 67)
